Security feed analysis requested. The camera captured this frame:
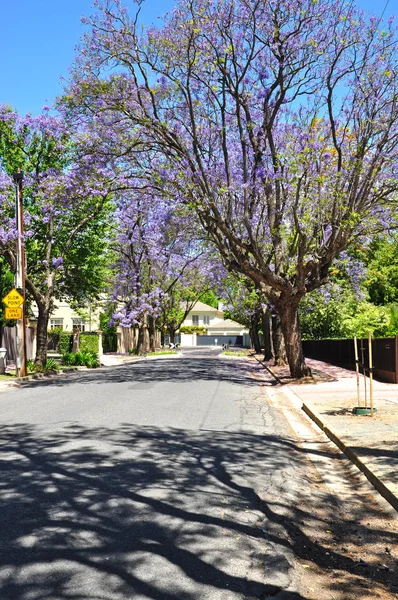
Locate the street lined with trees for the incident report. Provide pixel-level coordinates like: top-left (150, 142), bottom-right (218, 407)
top-left (61, 0), bottom-right (398, 377)
top-left (1, 3), bottom-right (398, 599)
top-left (1, 0), bottom-right (398, 373)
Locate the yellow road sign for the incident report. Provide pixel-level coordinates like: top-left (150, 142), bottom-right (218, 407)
top-left (2, 288), bottom-right (24, 308)
top-left (4, 307), bottom-right (23, 320)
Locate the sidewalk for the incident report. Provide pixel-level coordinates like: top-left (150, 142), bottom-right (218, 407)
top-left (259, 357), bottom-right (398, 513)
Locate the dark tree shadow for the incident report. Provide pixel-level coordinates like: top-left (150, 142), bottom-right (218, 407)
top-left (0, 422), bottom-right (309, 599)
top-left (17, 358), bottom-right (277, 390)
top-left (0, 421), bottom-right (397, 599)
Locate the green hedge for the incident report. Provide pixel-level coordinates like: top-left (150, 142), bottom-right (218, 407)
top-left (179, 325), bottom-right (207, 334)
top-left (48, 328), bottom-right (73, 353)
top-left (80, 332), bottom-right (99, 353)
top-left (59, 331), bottom-right (73, 354)
top-left (48, 329), bottom-right (99, 353)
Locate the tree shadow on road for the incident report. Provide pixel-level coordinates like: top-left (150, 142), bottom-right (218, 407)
top-left (17, 358), bottom-right (278, 391)
top-left (0, 423), bottom-right (396, 600)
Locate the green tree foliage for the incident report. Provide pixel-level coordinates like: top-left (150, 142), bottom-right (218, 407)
top-left (0, 257), bottom-right (14, 325)
top-left (0, 106), bottom-right (116, 364)
top-left (340, 302), bottom-right (390, 338)
top-left (300, 288), bottom-right (393, 339)
top-left (299, 238), bottom-right (398, 340)
top-left (299, 287), bottom-right (349, 340)
top-left (198, 290), bottom-right (219, 309)
top-left (366, 235), bottom-right (398, 305)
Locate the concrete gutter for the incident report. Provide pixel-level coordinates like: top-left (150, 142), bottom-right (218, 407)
top-left (251, 353), bottom-right (398, 513)
top-left (301, 402), bottom-right (398, 512)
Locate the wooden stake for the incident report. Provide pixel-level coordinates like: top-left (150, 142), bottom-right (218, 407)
top-left (360, 338), bottom-right (367, 408)
top-left (354, 336), bottom-right (360, 406)
top-left (368, 331), bottom-right (374, 416)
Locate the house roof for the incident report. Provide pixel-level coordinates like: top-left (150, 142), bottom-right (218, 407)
top-left (188, 301), bottom-right (220, 312)
top-left (181, 301), bottom-right (247, 330)
top-left (207, 318), bottom-right (246, 330)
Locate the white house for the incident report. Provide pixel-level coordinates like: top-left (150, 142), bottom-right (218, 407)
top-left (179, 301), bottom-right (250, 347)
top-left (29, 300), bottom-right (102, 332)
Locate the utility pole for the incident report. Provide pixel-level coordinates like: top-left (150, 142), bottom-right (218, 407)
top-left (13, 171), bottom-right (27, 377)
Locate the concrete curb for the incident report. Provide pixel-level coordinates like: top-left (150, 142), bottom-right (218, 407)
top-left (250, 353), bottom-right (398, 513)
top-left (301, 403), bottom-right (398, 513)
top-left (1, 367), bottom-right (82, 386)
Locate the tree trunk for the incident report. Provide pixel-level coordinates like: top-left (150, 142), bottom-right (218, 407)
top-left (72, 328), bottom-right (80, 353)
top-left (148, 316), bottom-right (156, 352)
top-left (272, 313), bottom-right (287, 366)
top-left (279, 301), bottom-right (311, 378)
top-left (261, 308), bottom-right (273, 361)
top-left (169, 329), bottom-right (176, 344)
top-left (249, 312), bottom-right (261, 353)
top-left (35, 304), bottom-right (50, 365)
top-left (136, 324), bottom-right (145, 354)
top-left (249, 324), bottom-right (261, 353)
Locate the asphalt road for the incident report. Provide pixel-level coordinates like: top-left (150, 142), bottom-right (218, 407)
top-left (0, 352), bottom-right (396, 599)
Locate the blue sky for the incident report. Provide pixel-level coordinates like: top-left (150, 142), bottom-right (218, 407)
top-left (0, 0), bottom-right (396, 116)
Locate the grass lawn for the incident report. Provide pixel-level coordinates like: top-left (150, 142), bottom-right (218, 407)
top-left (147, 350), bottom-right (179, 356)
top-left (0, 373), bottom-right (16, 380)
top-left (221, 350), bottom-right (249, 357)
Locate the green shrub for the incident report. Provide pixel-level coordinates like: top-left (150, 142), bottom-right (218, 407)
top-left (340, 302), bottom-right (390, 338)
top-left (385, 305), bottom-right (398, 336)
top-left (61, 352), bottom-right (74, 366)
top-left (58, 330), bottom-right (73, 354)
top-left (61, 351), bottom-right (100, 368)
top-left (48, 327), bottom-right (62, 346)
top-left (179, 325), bottom-right (206, 334)
top-left (81, 351), bottom-right (100, 368)
top-left (103, 332), bottom-right (117, 353)
top-left (27, 358), bottom-right (59, 373)
top-left (80, 333), bottom-right (99, 354)
top-left (27, 360), bottom-right (41, 373)
top-left (45, 358), bottom-right (59, 371)
top-left (48, 327), bottom-right (73, 353)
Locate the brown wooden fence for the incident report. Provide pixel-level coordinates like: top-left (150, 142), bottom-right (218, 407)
top-left (117, 327), bottom-right (161, 353)
top-left (0, 326), bottom-right (36, 363)
top-left (303, 336), bottom-right (398, 384)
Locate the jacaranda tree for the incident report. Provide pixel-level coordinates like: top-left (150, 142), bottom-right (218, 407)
top-left (111, 185), bottom-right (221, 351)
top-left (65, 0), bottom-right (398, 377)
top-left (0, 106), bottom-right (118, 364)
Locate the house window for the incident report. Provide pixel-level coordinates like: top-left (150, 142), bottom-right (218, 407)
top-left (203, 316), bottom-right (210, 326)
top-left (192, 315), bottom-right (199, 325)
top-left (72, 318), bottom-right (86, 332)
top-left (50, 319), bottom-right (63, 330)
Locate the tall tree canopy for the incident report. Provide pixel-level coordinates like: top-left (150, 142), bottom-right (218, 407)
top-left (64, 0), bottom-right (398, 376)
top-left (0, 106), bottom-right (117, 364)
top-left (111, 184), bottom-right (222, 351)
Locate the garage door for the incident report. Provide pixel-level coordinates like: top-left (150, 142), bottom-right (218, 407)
top-left (197, 335), bottom-right (243, 347)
